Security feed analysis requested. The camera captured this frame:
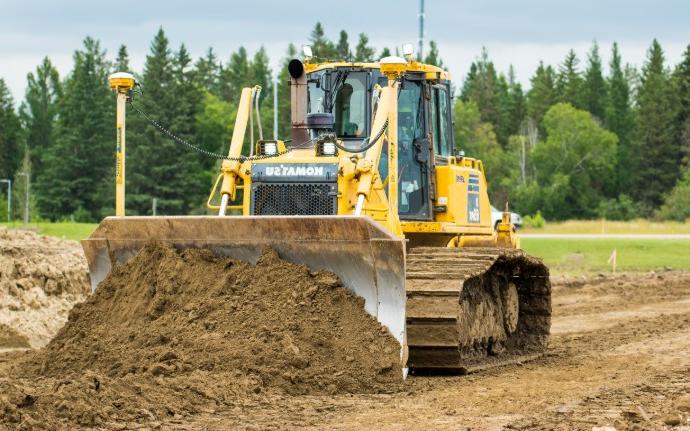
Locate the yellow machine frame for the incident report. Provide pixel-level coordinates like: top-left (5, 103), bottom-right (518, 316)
top-left (207, 59), bottom-right (518, 249)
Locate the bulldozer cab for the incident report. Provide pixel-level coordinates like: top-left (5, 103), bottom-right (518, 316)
top-left (304, 64), bottom-right (455, 221)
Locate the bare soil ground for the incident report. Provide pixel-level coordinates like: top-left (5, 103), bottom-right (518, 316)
top-left (0, 243), bottom-right (402, 430)
top-left (1, 234), bottom-right (689, 430)
top-left (0, 228), bottom-right (89, 349)
top-left (184, 271), bottom-right (690, 431)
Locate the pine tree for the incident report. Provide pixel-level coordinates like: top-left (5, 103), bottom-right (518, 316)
top-left (170, 44), bottom-right (208, 204)
top-left (276, 44), bottom-right (298, 140)
top-left (220, 46), bottom-right (250, 101)
top-left (424, 41), bottom-right (444, 68)
top-left (309, 22), bottom-right (336, 59)
top-left (461, 48), bottom-right (499, 123)
top-left (629, 39), bottom-right (681, 211)
top-left (582, 42), bottom-right (607, 119)
top-left (127, 28), bottom-right (176, 215)
top-left (354, 33), bottom-right (375, 62)
top-left (527, 62), bottom-right (557, 127)
top-left (674, 44), bottom-right (690, 165)
top-left (35, 37), bottom-right (113, 220)
top-left (461, 63), bottom-right (478, 98)
top-left (494, 73), bottom-right (512, 145)
top-left (250, 47), bottom-right (272, 102)
top-left (505, 66), bottom-right (527, 140)
top-left (605, 42), bottom-right (635, 193)
top-left (0, 79), bottom-right (22, 181)
top-left (556, 50), bottom-right (583, 108)
top-left (19, 57), bottom-right (61, 175)
top-left (336, 30), bottom-right (351, 60)
top-left (461, 48), bottom-right (508, 144)
top-left (194, 47), bottom-right (220, 94)
top-left (115, 45), bottom-right (130, 71)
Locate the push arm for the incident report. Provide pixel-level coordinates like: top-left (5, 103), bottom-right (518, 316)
top-left (354, 82), bottom-right (397, 214)
top-left (218, 87), bottom-right (254, 215)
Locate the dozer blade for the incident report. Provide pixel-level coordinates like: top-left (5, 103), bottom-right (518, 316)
top-left (81, 215), bottom-right (407, 360)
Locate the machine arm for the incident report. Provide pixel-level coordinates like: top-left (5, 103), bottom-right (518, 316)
top-left (217, 87), bottom-right (255, 215)
top-left (353, 82), bottom-right (397, 215)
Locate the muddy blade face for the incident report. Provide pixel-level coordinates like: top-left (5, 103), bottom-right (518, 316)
top-left (82, 215), bottom-right (407, 357)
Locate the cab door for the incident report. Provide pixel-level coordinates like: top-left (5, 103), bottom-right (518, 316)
top-left (396, 77), bottom-right (432, 220)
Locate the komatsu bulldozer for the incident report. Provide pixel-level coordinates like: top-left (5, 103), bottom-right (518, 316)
top-left (84, 51), bottom-right (550, 372)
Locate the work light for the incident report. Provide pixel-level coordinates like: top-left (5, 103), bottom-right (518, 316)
top-left (263, 142), bottom-right (277, 155)
top-left (321, 142), bottom-right (336, 156)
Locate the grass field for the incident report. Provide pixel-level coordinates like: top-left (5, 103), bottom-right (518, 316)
top-left (3, 221), bottom-right (689, 274)
top-left (521, 219), bottom-right (690, 234)
top-left (522, 238), bottom-right (690, 274)
top-left (0, 222), bottom-right (98, 241)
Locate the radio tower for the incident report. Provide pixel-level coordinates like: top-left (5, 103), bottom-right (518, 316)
top-left (418, 0), bottom-right (425, 61)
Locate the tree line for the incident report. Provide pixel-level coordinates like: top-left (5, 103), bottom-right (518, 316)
top-left (0, 23), bottom-right (689, 222)
top-left (459, 41), bottom-right (690, 221)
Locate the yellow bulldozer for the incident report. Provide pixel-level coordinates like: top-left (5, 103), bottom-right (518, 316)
top-left (84, 50), bottom-right (551, 373)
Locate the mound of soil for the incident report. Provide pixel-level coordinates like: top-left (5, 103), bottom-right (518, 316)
top-left (2, 243), bottom-right (403, 429)
top-left (0, 324), bottom-right (29, 349)
top-left (0, 228), bottom-right (89, 348)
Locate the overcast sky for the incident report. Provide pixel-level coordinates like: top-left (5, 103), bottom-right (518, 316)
top-left (2, 0), bottom-right (689, 102)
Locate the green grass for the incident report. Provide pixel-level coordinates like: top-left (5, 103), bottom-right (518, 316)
top-left (0, 222), bottom-right (98, 241)
top-left (522, 238), bottom-right (690, 274)
top-left (521, 219), bottom-right (690, 234)
top-left (3, 222), bottom-right (689, 274)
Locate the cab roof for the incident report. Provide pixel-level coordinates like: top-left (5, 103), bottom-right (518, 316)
top-left (303, 59), bottom-right (451, 81)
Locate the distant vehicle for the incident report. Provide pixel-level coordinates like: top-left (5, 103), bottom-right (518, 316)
top-left (491, 205), bottom-right (523, 230)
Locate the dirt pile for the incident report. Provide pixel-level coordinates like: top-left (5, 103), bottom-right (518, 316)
top-left (0, 228), bottom-right (89, 348)
top-left (2, 243), bottom-right (403, 429)
top-left (0, 324), bottom-right (29, 349)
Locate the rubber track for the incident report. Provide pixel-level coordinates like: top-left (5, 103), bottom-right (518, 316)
top-left (406, 247), bottom-right (551, 372)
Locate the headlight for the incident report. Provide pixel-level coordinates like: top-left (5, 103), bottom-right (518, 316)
top-left (321, 142), bottom-right (336, 156)
top-left (263, 142), bottom-right (277, 155)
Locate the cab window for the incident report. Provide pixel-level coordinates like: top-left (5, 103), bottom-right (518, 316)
top-left (308, 80), bottom-right (325, 113)
top-left (334, 74), bottom-right (367, 137)
top-left (431, 85), bottom-right (452, 157)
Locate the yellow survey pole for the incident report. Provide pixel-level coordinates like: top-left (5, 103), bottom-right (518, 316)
top-left (108, 72), bottom-right (136, 217)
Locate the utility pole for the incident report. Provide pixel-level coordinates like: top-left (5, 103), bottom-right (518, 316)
top-left (0, 179), bottom-right (11, 224)
top-left (16, 172), bottom-right (29, 224)
top-left (418, 0), bottom-right (425, 61)
top-left (273, 73), bottom-right (278, 140)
